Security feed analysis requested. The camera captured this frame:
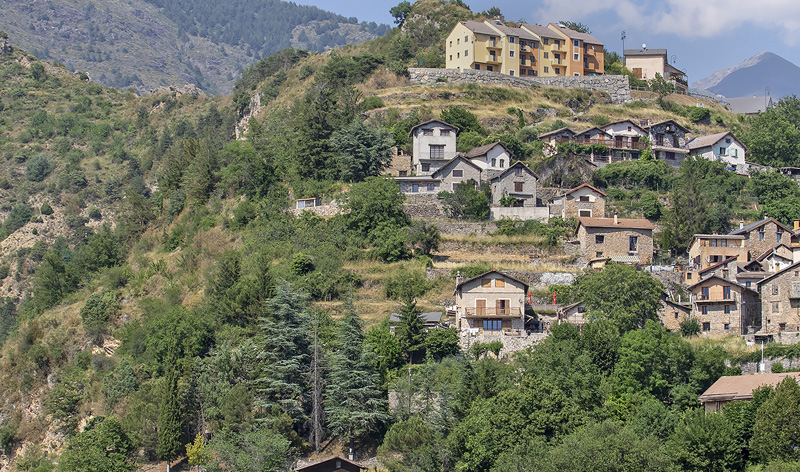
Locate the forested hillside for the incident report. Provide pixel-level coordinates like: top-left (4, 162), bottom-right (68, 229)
top-left (0, 0), bottom-right (388, 94)
top-left (5, 0), bottom-right (800, 471)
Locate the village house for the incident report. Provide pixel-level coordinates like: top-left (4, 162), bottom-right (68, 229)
top-left (454, 270), bottom-right (529, 334)
top-left (575, 215), bottom-right (654, 265)
top-left (699, 373), bottom-right (800, 413)
top-left (757, 261), bottom-right (800, 337)
top-left (646, 119), bottom-right (689, 163)
top-left (600, 120), bottom-right (648, 161)
top-left (729, 217), bottom-right (793, 261)
top-left (463, 141), bottom-right (514, 172)
top-left (558, 301), bottom-right (588, 327)
top-left (539, 127), bottom-right (576, 156)
top-left (687, 275), bottom-right (761, 336)
top-left (685, 234), bottom-right (748, 282)
top-left (756, 244), bottom-right (794, 273)
top-left (430, 156), bottom-right (483, 192)
top-left (687, 256), bottom-right (768, 289)
top-left (687, 131), bottom-right (748, 174)
top-left (624, 46), bottom-right (688, 93)
top-left (409, 120), bottom-right (459, 175)
top-left (660, 298), bottom-right (692, 332)
top-left (394, 175), bottom-right (440, 195)
top-left (295, 455), bottom-right (366, 472)
top-left (550, 183), bottom-right (606, 219)
top-left (489, 161), bottom-right (539, 207)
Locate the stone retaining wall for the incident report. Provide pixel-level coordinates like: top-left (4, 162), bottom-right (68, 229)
top-left (432, 221), bottom-right (498, 236)
top-left (459, 331), bottom-right (548, 358)
top-left (408, 68), bottom-right (632, 104)
top-left (490, 206), bottom-right (549, 221)
top-left (739, 355), bottom-right (800, 374)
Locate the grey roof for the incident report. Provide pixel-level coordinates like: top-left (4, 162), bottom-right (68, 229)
top-left (575, 126), bottom-right (611, 138)
top-left (408, 119), bottom-right (459, 138)
top-left (430, 155), bottom-right (483, 178)
top-left (687, 132), bottom-right (743, 151)
top-left (646, 119), bottom-right (690, 133)
top-left (464, 141), bottom-right (511, 159)
top-left (547, 24), bottom-right (604, 45)
top-left (758, 260), bottom-right (800, 286)
top-left (488, 22), bottom-right (538, 41)
top-left (539, 127), bottom-right (575, 139)
top-left (521, 23), bottom-right (562, 40)
top-left (390, 311), bottom-right (444, 324)
top-left (687, 274), bottom-right (759, 295)
top-left (624, 48), bottom-right (668, 57)
top-left (460, 20), bottom-right (499, 36)
top-left (729, 217), bottom-right (792, 235)
top-left (727, 96), bottom-right (774, 114)
top-left (490, 161), bottom-right (540, 182)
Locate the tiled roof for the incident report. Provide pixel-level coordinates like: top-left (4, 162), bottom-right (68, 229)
top-left (408, 119), bottom-right (459, 137)
top-left (565, 183), bottom-right (606, 196)
top-left (578, 217), bottom-right (654, 230)
top-left (464, 141), bottom-right (509, 158)
top-left (460, 20), bottom-right (498, 36)
top-left (454, 269), bottom-right (529, 294)
top-left (430, 156), bottom-right (483, 177)
top-left (538, 127), bottom-right (575, 139)
top-left (608, 255), bottom-right (642, 263)
top-left (547, 23), bottom-right (604, 45)
top-left (521, 23), bottom-right (562, 39)
top-left (687, 132), bottom-right (744, 151)
top-left (699, 373), bottom-right (800, 403)
top-left (490, 161), bottom-right (540, 181)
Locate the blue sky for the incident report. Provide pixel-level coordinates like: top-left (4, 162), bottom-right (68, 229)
top-left (298, 0), bottom-right (800, 88)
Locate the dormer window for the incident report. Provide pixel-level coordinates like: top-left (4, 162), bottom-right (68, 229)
top-left (441, 129), bottom-right (450, 136)
top-left (423, 129), bottom-right (433, 136)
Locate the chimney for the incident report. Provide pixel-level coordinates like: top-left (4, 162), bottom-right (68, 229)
top-left (740, 220), bottom-right (744, 229)
top-left (456, 270), bottom-right (464, 287)
top-left (349, 448), bottom-right (354, 461)
top-left (614, 214), bottom-right (618, 225)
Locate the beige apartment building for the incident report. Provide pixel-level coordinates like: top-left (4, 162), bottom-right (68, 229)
top-left (546, 23), bottom-right (604, 76)
top-left (624, 47), bottom-right (688, 92)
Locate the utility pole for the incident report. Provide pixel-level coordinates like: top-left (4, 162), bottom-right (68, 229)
top-left (621, 30), bottom-right (626, 73)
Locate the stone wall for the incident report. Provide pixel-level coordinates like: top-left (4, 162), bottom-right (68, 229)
top-left (403, 193), bottom-right (445, 219)
top-left (459, 331), bottom-right (548, 359)
top-left (408, 68), bottom-right (632, 104)
top-left (489, 206), bottom-right (549, 221)
top-left (427, 268), bottom-right (577, 289)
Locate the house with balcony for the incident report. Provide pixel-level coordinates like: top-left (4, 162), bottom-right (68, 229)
top-left (446, 20), bottom-right (539, 77)
top-left (600, 120), bottom-right (648, 161)
top-left (624, 47), bottom-right (688, 93)
top-left (409, 120), bottom-right (459, 175)
top-left (454, 270), bottom-right (529, 334)
top-left (757, 261), bottom-right (800, 339)
top-left (575, 215), bottom-right (654, 266)
top-left (521, 23), bottom-right (568, 76)
top-left (646, 120), bottom-right (689, 163)
top-left (539, 127), bottom-right (577, 156)
top-left (547, 23), bottom-right (604, 76)
top-left (685, 234), bottom-right (748, 277)
top-left (687, 132), bottom-right (748, 174)
top-left (730, 217), bottom-right (794, 262)
top-left (688, 275), bottom-right (761, 336)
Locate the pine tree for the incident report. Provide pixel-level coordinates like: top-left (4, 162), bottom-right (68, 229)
top-left (254, 282), bottom-right (311, 427)
top-left (324, 306), bottom-right (389, 452)
top-left (397, 297), bottom-right (426, 364)
top-left (157, 365), bottom-right (183, 472)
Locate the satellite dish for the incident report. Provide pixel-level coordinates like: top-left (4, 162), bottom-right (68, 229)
top-left (642, 43), bottom-right (647, 50)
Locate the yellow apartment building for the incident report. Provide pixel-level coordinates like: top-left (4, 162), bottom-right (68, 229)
top-left (519, 23), bottom-right (567, 76)
top-left (445, 20), bottom-right (539, 76)
top-left (547, 23), bottom-right (604, 76)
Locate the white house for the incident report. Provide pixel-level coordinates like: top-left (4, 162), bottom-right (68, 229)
top-left (687, 132), bottom-right (748, 174)
top-left (464, 141), bottom-right (514, 171)
top-left (409, 120), bottom-right (459, 175)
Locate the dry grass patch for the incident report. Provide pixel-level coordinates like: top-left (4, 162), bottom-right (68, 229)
top-left (685, 334), bottom-right (758, 357)
top-left (441, 233), bottom-right (547, 245)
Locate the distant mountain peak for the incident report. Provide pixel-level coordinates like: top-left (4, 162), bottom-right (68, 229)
top-left (692, 51), bottom-right (800, 99)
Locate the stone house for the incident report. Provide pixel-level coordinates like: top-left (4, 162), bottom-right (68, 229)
top-left (431, 156), bottom-right (483, 192)
top-left (686, 234), bottom-right (748, 274)
top-left (600, 120), bottom-right (648, 160)
top-left (660, 298), bottom-right (692, 332)
top-left (729, 217), bottom-right (793, 261)
top-left (489, 161), bottom-right (538, 207)
top-left (575, 215), bottom-right (654, 265)
top-left (687, 131), bottom-right (748, 174)
top-left (686, 256), bottom-right (767, 289)
top-left (646, 120), bottom-right (689, 163)
top-left (687, 275), bottom-right (761, 336)
top-left (464, 141), bottom-right (514, 172)
top-left (551, 183), bottom-right (606, 219)
top-left (385, 147), bottom-right (412, 177)
top-left (758, 261), bottom-right (800, 335)
top-left (558, 301), bottom-right (588, 327)
top-left (685, 255), bottom-right (738, 285)
top-left (756, 243), bottom-right (794, 273)
top-left (409, 120), bottom-right (459, 175)
top-left (700, 373), bottom-right (800, 413)
top-left (454, 270), bottom-right (529, 334)
top-left (395, 175), bottom-right (441, 195)
top-left (539, 127), bottom-right (576, 156)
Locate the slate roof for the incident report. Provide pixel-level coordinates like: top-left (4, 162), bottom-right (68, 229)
top-left (454, 270), bottom-right (529, 294)
top-left (624, 48), bottom-right (668, 57)
top-left (699, 373), bottom-right (800, 404)
top-left (296, 455), bottom-right (366, 472)
top-left (729, 217), bottom-right (793, 235)
top-left (577, 217), bottom-right (654, 230)
top-left (547, 23), bottom-right (604, 45)
top-left (687, 132), bottom-right (745, 151)
top-left (459, 20), bottom-right (498, 36)
top-left (538, 127), bottom-right (575, 139)
top-left (430, 155), bottom-right (483, 177)
top-left (408, 119), bottom-right (460, 137)
top-left (521, 23), bottom-right (562, 40)
top-left (490, 161), bottom-right (540, 181)
top-left (464, 141), bottom-right (512, 159)
top-left (389, 312), bottom-right (444, 325)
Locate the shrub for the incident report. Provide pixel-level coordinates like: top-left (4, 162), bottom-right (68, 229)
top-left (40, 202), bottom-right (53, 215)
top-left (291, 252), bottom-right (314, 276)
top-left (299, 65), bottom-right (313, 80)
top-left (88, 206), bottom-right (102, 220)
top-left (362, 95), bottom-right (385, 110)
top-left (80, 291), bottom-right (118, 341)
top-left (0, 265), bottom-right (9, 280)
top-left (589, 115), bottom-right (610, 127)
top-left (680, 317), bottom-right (700, 337)
top-left (165, 190), bottom-right (186, 222)
top-left (688, 106), bottom-right (711, 123)
top-left (25, 154), bottom-right (54, 182)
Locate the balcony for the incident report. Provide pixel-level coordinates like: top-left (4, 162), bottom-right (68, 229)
top-left (554, 138), bottom-right (648, 150)
top-left (464, 307), bottom-right (522, 318)
top-left (485, 55), bottom-right (501, 63)
top-left (695, 293), bottom-right (737, 303)
top-left (416, 151), bottom-right (459, 161)
top-left (487, 41), bottom-right (500, 49)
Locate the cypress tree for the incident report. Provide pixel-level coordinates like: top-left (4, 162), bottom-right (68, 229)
top-left (324, 306), bottom-right (389, 451)
top-left (157, 365), bottom-right (183, 472)
top-left (254, 282), bottom-right (311, 426)
top-left (397, 297), bottom-right (426, 364)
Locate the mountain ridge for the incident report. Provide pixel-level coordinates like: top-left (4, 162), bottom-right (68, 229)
top-left (691, 51), bottom-right (800, 99)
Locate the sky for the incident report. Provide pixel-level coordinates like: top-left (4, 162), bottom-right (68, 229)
top-left (297, 0), bottom-right (800, 87)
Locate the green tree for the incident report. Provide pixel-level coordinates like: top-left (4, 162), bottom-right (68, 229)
top-left (324, 307), bottom-right (389, 449)
top-left (157, 366), bottom-right (184, 472)
top-left (208, 426), bottom-right (290, 472)
top-left (365, 320), bottom-right (404, 388)
top-left (440, 106), bottom-right (483, 134)
top-left (57, 417), bottom-right (135, 472)
top-left (396, 297), bottom-right (426, 364)
top-left (330, 120), bottom-right (394, 182)
top-left (377, 416), bottom-right (438, 472)
top-left (80, 291), bottom-right (118, 342)
top-left (104, 358), bottom-right (138, 406)
top-left (407, 220), bottom-right (440, 256)
top-left (752, 378), bottom-right (800, 463)
top-left (439, 181), bottom-right (490, 220)
top-left (748, 170), bottom-right (800, 225)
top-left (649, 73), bottom-right (675, 96)
top-left (390, 1), bottom-right (413, 26)
top-left (742, 96), bottom-right (800, 167)
top-left (30, 62), bottom-right (45, 81)
top-left (186, 433), bottom-right (212, 471)
top-left (25, 154), bottom-right (54, 182)
top-left (668, 408), bottom-right (744, 471)
top-left (343, 175), bottom-right (409, 241)
top-left (424, 327), bottom-right (459, 361)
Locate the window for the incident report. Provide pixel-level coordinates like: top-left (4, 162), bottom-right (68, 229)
top-left (452, 169), bottom-right (463, 178)
top-left (481, 279), bottom-right (491, 288)
top-left (440, 129), bottom-right (450, 136)
top-left (780, 323), bottom-right (787, 331)
top-left (596, 251), bottom-right (603, 257)
top-left (719, 147), bottom-right (727, 155)
top-left (421, 164), bottom-right (430, 172)
top-left (702, 287), bottom-right (710, 299)
top-left (702, 307), bottom-right (708, 316)
top-left (514, 167), bottom-right (522, 176)
top-left (629, 236), bottom-right (638, 252)
top-left (759, 231), bottom-right (765, 242)
top-left (429, 145), bottom-right (445, 158)
top-left (574, 53), bottom-right (579, 61)
top-left (574, 72), bottom-right (580, 76)
top-left (474, 64), bottom-right (481, 70)
top-left (427, 183), bottom-right (435, 191)
top-left (457, 38), bottom-right (460, 45)
top-left (449, 41), bottom-right (452, 47)
top-left (544, 66), bottom-right (549, 73)
top-left (554, 67), bottom-right (560, 74)
top-left (687, 273), bottom-right (693, 280)
top-left (579, 210), bottom-right (591, 217)
top-left (509, 70), bottom-right (515, 76)
top-left (398, 170), bottom-right (407, 177)
top-left (423, 129), bottom-right (433, 136)
top-left (510, 50), bottom-right (515, 58)
top-left (543, 38), bottom-right (549, 45)
top-left (723, 286), bottom-right (731, 299)
top-left (412, 184), bottom-right (419, 193)
top-left (673, 135), bottom-right (679, 147)
top-left (491, 158), bottom-right (496, 167)
top-left (724, 305), bottom-right (732, 314)
top-left (745, 281), bottom-right (751, 288)
top-left (773, 302), bottom-right (780, 313)
top-left (778, 233), bottom-right (783, 243)
top-left (465, 50), bottom-right (468, 57)
top-left (450, 55), bottom-right (452, 61)
top-left (457, 52), bottom-right (460, 58)
top-left (465, 35), bottom-right (468, 43)
top-left (495, 279), bottom-right (505, 287)
top-left (499, 160), bottom-right (505, 168)
top-left (773, 284), bottom-right (779, 295)
top-left (483, 319), bottom-right (502, 331)
top-left (595, 235), bottom-right (605, 244)
top-left (514, 182), bottom-right (523, 192)
top-left (724, 323), bottom-right (730, 330)
top-left (731, 148), bottom-right (738, 157)
top-left (674, 312), bottom-right (679, 319)
top-left (487, 66), bottom-right (493, 71)
top-left (702, 322), bottom-right (710, 331)
top-left (509, 36), bottom-right (515, 44)
top-left (544, 52), bottom-right (549, 59)
top-left (573, 39), bottom-right (580, 47)
top-left (711, 239), bottom-right (717, 247)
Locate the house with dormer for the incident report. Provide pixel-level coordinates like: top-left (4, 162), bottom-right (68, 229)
top-left (409, 120), bottom-right (459, 175)
top-left (454, 270), bottom-right (529, 334)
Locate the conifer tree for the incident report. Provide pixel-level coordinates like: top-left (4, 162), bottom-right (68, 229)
top-left (254, 282), bottom-right (311, 427)
top-left (397, 297), bottom-right (426, 364)
top-left (157, 365), bottom-right (183, 472)
top-left (324, 306), bottom-right (389, 452)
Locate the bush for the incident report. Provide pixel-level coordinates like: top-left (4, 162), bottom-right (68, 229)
top-left (291, 252), bottom-right (314, 276)
top-left (80, 291), bottom-right (118, 341)
top-left (362, 95), bottom-right (385, 110)
top-left (679, 317), bottom-right (700, 337)
top-left (0, 265), bottom-right (9, 280)
top-left (40, 201), bottom-right (54, 215)
top-left (165, 190), bottom-right (186, 222)
top-left (688, 106), bottom-right (711, 123)
top-left (25, 154), bottom-right (54, 182)
top-left (88, 206), bottom-right (102, 220)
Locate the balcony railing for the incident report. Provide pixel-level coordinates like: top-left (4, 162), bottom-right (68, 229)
top-left (553, 138), bottom-right (648, 150)
top-left (464, 307), bottom-right (522, 317)
top-left (486, 55), bottom-right (501, 63)
top-left (416, 151), bottom-right (459, 161)
top-left (695, 293), bottom-right (737, 303)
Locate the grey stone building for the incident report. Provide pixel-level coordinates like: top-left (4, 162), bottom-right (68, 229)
top-left (489, 162), bottom-right (538, 207)
top-left (758, 261), bottom-right (800, 335)
top-left (688, 275), bottom-right (761, 336)
top-left (729, 217), bottom-right (793, 262)
top-left (575, 215), bottom-right (654, 265)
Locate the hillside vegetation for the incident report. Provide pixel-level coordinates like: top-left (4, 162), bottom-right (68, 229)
top-left (3, 1), bottom-right (800, 471)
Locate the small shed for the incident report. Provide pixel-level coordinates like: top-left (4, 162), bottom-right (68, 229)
top-left (295, 455), bottom-right (366, 472)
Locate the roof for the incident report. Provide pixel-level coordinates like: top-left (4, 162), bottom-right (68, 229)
top-left (699, 373), bottom-right (800, 404)
top-left (757, 260), bottom-right (800, 286)
top-left (756, 243), bottom-right (793, 262)
top-left (487, 21), bottom-right (538, 41)
top-left (538, 127), bottom-right (575, 139)
top-left (575, 126), bottom-right (611, 138)
top-left (600, 120), bottom-right (648, 134)
top-left (687, 274), bottom-right (759, 295)
top-left (521, 23), bottom-right (562, 40)
top-left (729, 217), bottom-right (793, 236)
top-left (624, 48), bottom-right (668, 57)
top-left (296, 455), bottom-right (366, 471)
top-left (565, 183), bottom-right (606, 197)
top-left (726, 96), bottom-right (774, 114)
top-left (490, 161), bottom-right (540, 182)
top-left (560, 301), bottom-right (586, 312)
top-left (394, 176), bottom-right (440, 182)
top-left (608, 255), bottom-right (643, 264)
top-left (389, 311), bottom-right (444, 324)
top-left (698, 256), bottom-right (739, 276)
top-left (547, 23), bottom-right (604, 45)
top-left (464, 141), bottom-right (512, 159)
top-left (646, 119), bottom-right (690, 133)
top-left (454, 269), bottom-right (529, 294)
top-left (736, 271), bottom-right (768, 279)
top-left (430, 155), bottom-right (483, 177)
top-left (687, 132), bottom-right (745, 151)
top-left (408, 119), bottom-right (459, 138)
top-left (577, 217), bottom-right (654, 230)
top-left (458, 20), bottom-right (498, 36)
top-left (663, 299), bottom-right (691, 311)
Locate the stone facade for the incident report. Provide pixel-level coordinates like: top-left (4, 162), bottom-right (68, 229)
top-left (561, 184), bottom-right (605, 219)
top-left (576, 217), bottom-right (654, 265)
top-left (758, 262), bottom-right (800, 334)
top-left (732, 218), bottom-right (793, 262)
top-left (432, 157), bottom-right (482, 192)
top-left (459, 331), bottom-right (548, 359)
top-left (660, 299), bottom-right (692, 332)
top-left (490, 162), bottom-right (538, 207)
top-left (386, 148), bottom-right (412, 177)
top-left (647, 120), bottom-right (689, 163)
top-left (454, 270), bottom-right (527, 334)
top-left (408, 68), bottom-right (631, 104)
top-left (688, 276), bottom-right (761, 336)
